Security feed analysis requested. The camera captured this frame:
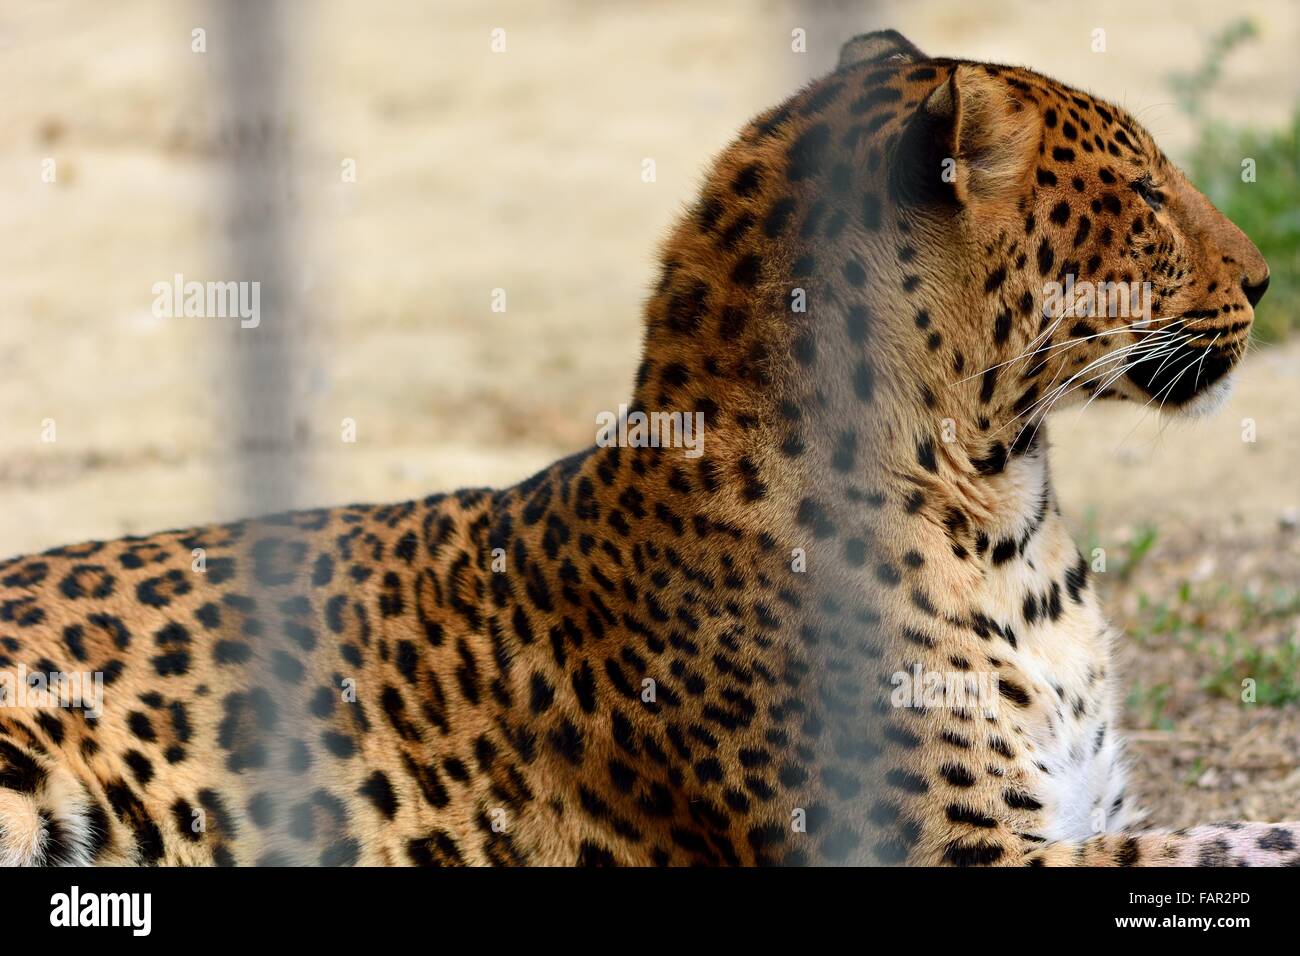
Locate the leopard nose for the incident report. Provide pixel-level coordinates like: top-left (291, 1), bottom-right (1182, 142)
top-left (1242, 274), bottom-right (1269, 308)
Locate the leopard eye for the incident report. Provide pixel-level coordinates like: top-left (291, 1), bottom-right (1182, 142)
top-left (1131, 175), bottom-right (1164, 212)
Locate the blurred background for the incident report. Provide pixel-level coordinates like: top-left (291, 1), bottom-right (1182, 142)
top-left (2, 0), bottom-right (1297, 830)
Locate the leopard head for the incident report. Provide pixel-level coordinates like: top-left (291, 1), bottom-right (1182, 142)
top-left (874, 33), bottom-right (1270, 424)
top-left (632, 31), bottom-right (1269, 528)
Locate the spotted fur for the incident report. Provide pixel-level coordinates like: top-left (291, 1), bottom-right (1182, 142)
top-left (0, 30), bottom-right (1292, 866)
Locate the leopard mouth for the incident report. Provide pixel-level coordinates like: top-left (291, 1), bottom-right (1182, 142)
top-left (1123, 340), bottom-right (1235, 407)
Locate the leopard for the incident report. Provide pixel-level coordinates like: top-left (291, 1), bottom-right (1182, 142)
top-left (1, 29), bottom-right (1293, 867)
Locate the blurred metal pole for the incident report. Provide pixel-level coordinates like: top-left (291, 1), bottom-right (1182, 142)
top-left (796, 0), bottom-right (885, 80)
top-left (210, 0), bottom-right (305, 862)
top-left (214, 0), bottom-right (301, 517)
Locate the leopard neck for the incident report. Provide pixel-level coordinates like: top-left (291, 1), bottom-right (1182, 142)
top-left (624, 291), bottom-right (1061, 582)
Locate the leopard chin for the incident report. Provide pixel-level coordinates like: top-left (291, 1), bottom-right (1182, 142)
top-left (1123, 341), bottom-right (1236, 409)
top-left (1175, 373), bottom-right (1235, 419)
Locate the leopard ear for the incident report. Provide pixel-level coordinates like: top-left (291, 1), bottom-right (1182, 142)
top-left (922, 64), bottom-right (1040, 206)
top-left (838, 30), bottom-right (926, 69)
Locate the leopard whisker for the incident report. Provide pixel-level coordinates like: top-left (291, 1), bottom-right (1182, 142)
top-left (1029, 321), bottom-right (1192, 420)
top-left (1027, 335), bottom-right (1191, 445)
top-left (1151, 339), bottom-right (1221, 439)
top-left (1008, 334), bottom-right (1192, 448)
top-left (995, 335), bottom-right (1179, 435)
top-left (951, 314), bottom-right (1193, 389)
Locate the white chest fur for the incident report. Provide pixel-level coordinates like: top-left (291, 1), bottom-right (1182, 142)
top-left (991, 518), bottom-right (1137, 841)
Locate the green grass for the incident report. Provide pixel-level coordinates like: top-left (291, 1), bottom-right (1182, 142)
top-left (1202, 632), bottom-right (1300, 707)
top-left (1072, 514), bottom-right (1158, 585)
top-left (1186, 113), bottom-right (1300, 342)
top-left (1172, 18), bottom-right (1300, 342)
top-left (1126, 681), bottom-right (1175, 730)
top-left (1126, 577), bottom-right (1300, 708)
top-left (1115, 525), bottom-right (1159, 583)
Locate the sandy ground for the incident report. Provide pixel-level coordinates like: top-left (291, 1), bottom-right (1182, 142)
top-left (2, 0), bottom-right (1296, 830)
